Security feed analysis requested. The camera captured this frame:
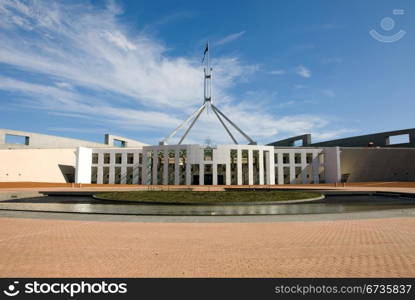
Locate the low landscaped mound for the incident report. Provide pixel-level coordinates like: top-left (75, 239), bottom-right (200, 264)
top-left (94, 191), bottom-right (323, 204)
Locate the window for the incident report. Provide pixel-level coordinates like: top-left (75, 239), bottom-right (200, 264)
top-left (91, 167), bottom-right (97, 184)
top-left (127, 153), bottom-right (134, 164)
top-left (115, 167), bottom-right (121, 184)
top-left (139, 153), bottom-right (143, 164)
top-left (168, 150), bottom-right (175, 185)
top-left (306, 153), bottom-right (313, 164)
top-left (283, 153), bottom-right (289, 164)
top-left (293, 139), bottom-right (303, 147)
top-left (179, 150), bottom-right (187, 185)
top-left (104, 153), bottom-right (110, 164)
top-left (230, 150), bottom-right (238, 185)
top-left (295, 153), bottom-right (301, 164)
top-left (242, 150), bottom-right (249, 185)
top-left (146, 151), bottom-right (153, 184)
top-left (242, 150), bottom-right (248, 164)
top-left (92, 153), bottom-right (98, 164)
top-left (387, 134), bottom-right (410, 145)
top-left (295, 167), bottom-right (302, 178)
top-left (230, 149), bottom-right (237, 164)
top-left (113, 139), bottom-right (125, 147)
top-left (283, 167), bottom-right (290, 184)
top-left (253, 150), bottom-right (260, 185)
top-left (191, 164), bottom-right (199, 185)
top-left (103, 167), bottom-right (109, 184)
top-left (274, 153), bottom-right (278, 164)
top-left (204, 148), bottom-right (213, 161)
top-left (5, 134), bottom-right (29, 145)
top-left (115, 153), bottom-right (122, 164)
top-left (217, 164), bottom-right (226, 185)
top-left (205, 164), bottom-right (212, 173)
top-left (138, 167), bottom-right (142, 184)
top-left (126, 167), bottom-right (133, 184)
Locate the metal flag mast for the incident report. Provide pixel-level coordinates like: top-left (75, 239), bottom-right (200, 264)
top-left (159, 43), bottom-right (256, 145)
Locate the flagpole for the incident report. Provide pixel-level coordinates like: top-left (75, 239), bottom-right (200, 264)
top-left (207, 41), bottom-right (209, 70)
top-left (159, 41), bottom-right (256, 145)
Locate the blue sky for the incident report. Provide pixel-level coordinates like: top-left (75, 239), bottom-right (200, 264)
top-left (0, 0), bottom-right (414, 145)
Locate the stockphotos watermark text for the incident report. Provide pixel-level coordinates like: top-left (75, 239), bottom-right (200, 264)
top-left (3, 280), bottom-right (127, 297)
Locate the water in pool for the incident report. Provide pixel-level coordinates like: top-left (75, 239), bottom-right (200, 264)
top-left (1, 194), bottom-right (415, 216)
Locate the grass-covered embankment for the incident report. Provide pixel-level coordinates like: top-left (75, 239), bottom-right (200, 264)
top-left (94, 191), bottom-right (323, 204)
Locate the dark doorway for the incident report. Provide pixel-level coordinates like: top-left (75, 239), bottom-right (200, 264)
top-left (58, 164), bottom-right (75, 183)
top-left (217, 175), bottom-right (224, 185)
top-left (192, 175), bottom-right (199, 185)
top-left (204, 174), bottom-right (213, 185)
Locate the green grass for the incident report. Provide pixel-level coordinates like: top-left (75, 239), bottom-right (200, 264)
top-left (94, 191), bottom-right (322, 204)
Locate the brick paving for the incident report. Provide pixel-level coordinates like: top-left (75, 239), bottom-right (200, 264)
top-left (0, 217), bottom-right (415, 277)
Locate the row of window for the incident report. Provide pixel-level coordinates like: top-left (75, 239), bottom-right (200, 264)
top-left (276, 153), bottom-right (314, 164)
top-left (92, 153), bottom-right (143, 165)
top-left (92, 151), bottom-right (318, 165)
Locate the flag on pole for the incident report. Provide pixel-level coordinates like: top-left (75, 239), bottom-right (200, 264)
top-left (202, 43), bottom-right (209, 63)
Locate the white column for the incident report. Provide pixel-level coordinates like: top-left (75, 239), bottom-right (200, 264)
top-left (98, 152), bottom-right (104, 165)
top-left (199, 163), bottom-right (204, 185)
top-left (259, 150), bottom-right (264, 185)
top-left (163, 149), bottom-right (168, 185)
top-left (289, 152), bottom-right (295, 184)
top-left (237, 148), bottom-right (242, 185)
top-left (108, 152), bottom-right (115, 184)
top-left (121, 166), bottom-right (127, 184)
top-left (213, 164), bottom-right (218, 185)
top-left (186, 162), bottom-right (191, 185)
top-left (97, 152), bottom-right (103, 184)
top-left (75, 147), bottom-right (92, 184)
top-left (248, 149), bottom-right (253, 185)
top-left (277, 152), bottom-right (283, 185)
top-left (226, 149), bottom-right (231, 185)
top-left (312, 151), bottom-right (320, 184)
top-left (97, 166), bottom-right (103, 184)
top-left (324, 147), bottom-right (341, 183)
top-left (109, 166), bottom-right (115, 184)
top-left (133, 152), bottom-right (139, 165)
top-left (174, 150), bottom-right (180, 185)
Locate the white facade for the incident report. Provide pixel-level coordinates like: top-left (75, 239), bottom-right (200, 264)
top-left (0, 148), bottom-right (77, 183)
top-left (76, 144), bottom-right (332, 185)
top-left (75, 147), bottom-right (93, 184)
top-left (4, 128), bottom-right (415, 185)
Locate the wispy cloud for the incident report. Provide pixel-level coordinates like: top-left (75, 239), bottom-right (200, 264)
top-left (312, 129), bottom-right (355, 142)
top-left (322, 57), bottom-right (342, 64)
top-left (0, 0), bottom-right (348, 145)
top-left (54, 82), bottom-right (74, 90)
top-left (269, 69), bottom-right (285, 75)
top-left (47, 127), bottom-right (108, 134)
top-left (295, 65), bottom-right (311, 78)
top-left (216, 31), bottom-right (246, 46)
top-left (293, 84), bottom-right (307, 89)
top-left (322, 89), bottom-right (335, 97)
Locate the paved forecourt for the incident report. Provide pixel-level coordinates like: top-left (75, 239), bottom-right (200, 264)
top-left (0, 216), bottom-right (415, 277)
